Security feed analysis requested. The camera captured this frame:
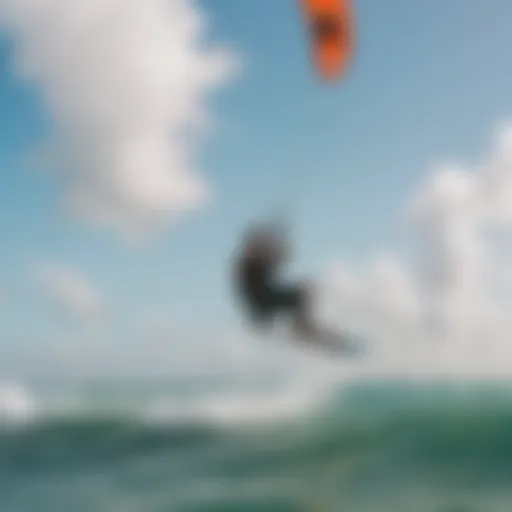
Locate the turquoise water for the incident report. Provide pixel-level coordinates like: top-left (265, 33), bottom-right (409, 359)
top-left (2, 381), bottom-right (512, 511)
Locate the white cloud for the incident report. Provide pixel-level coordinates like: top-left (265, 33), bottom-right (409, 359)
top-left (37, 262), bottom-right (105, 323)
top-left (318, 124), bottom-right (512, 381)
top-left (0, 0), bottom-right (239, 239)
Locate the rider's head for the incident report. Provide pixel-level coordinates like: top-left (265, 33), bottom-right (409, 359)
top-left (241, 224), bottom-right (286, 262)
top-left (243, 225), bottom-right (271, 249)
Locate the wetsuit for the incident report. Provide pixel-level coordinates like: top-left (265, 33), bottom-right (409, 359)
top-left (235, 236), bottom-right (305, 327)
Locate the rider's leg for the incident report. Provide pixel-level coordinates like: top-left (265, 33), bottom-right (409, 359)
top-left (271, 281), bottom-right (315, 339)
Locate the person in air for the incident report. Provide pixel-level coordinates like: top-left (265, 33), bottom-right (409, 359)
top-left (233, 223), bottom-right (315, 340)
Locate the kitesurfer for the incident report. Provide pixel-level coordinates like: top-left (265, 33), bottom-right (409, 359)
top-left (233, 223), bottom-right (315, 340)
top-left (229, 0), bottom-right (363, 356)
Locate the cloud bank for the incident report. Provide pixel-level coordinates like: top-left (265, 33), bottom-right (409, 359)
top-left (0, 0), bottom-right (238, 238)
top-left (318, 125), bottom-right (512, 380)
top-left (15, 125), bottom-right (512, 385)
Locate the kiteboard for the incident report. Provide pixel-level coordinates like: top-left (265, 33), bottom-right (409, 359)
top-left (279, 325), bottom-right (368, 358)
top-left (303, 328), bottom-right (367, 357)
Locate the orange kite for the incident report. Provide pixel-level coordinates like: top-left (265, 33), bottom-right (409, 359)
top-left (300, 0), bottom-right (355, 81)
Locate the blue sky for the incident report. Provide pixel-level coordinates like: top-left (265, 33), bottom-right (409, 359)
top-left (2, 0), bottom-right (512, 379)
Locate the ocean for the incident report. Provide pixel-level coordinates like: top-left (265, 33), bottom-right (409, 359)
top-left (1, 378), bottom-right (512, 511)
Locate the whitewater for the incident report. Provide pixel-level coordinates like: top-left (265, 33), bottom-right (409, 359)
top-left (1, 376), bottom-right (512, 511)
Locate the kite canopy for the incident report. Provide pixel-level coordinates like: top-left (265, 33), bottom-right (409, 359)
top-left (300, 0), bottom-right (354, 81)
